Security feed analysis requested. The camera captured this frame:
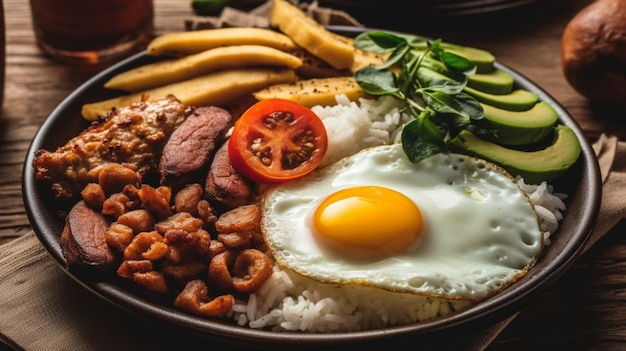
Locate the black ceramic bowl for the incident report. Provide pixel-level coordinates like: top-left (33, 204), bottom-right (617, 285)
top-left (22, 26), bottom-right (601, 348)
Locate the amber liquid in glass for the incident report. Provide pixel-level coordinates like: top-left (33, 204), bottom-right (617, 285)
top-left (30, 0), bottom-right (154, 65)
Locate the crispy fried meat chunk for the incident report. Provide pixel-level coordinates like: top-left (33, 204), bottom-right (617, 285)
top-left (116, 209), bottom-right (155, 234)
top-left (173, 183), bottom-right (203, 216)
top-left (163, 228), bottom-right (213, 263)
top-left (214, 204), bottom-right (262, 233)
top-left (231, 249), bottom-right (273, 294)
top-left (174, 279), bottom-right (234, 318)
top-left (133, 271), bottom-right (169, 294)
top-left (207, 249), bottom-right (272, 294)
top-left (97, 163), bottom-right (142, 197)
top-left (123, 231), bottom-right (168, 261)
top-left (32, 95), bottom-right (193, 201)
top-left (137, 184), bottom-right (173, 220)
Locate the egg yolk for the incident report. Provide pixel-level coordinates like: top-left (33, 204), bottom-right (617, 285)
top-left (312, 186), bottom-right (424, 258)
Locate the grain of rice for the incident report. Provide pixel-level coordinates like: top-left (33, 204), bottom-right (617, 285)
top-left (237, 313), bottom-right (247, 326)
top-left (246, 293), bottom-right (257, 322)
top-left (248, 313), bottom-right (272, 329)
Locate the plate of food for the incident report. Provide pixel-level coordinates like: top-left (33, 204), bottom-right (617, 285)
top-left (22, 0), bottom-right (600, 347)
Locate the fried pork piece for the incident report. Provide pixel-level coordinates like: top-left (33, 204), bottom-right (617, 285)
top-left (32, 95), bottom-right (194, 201)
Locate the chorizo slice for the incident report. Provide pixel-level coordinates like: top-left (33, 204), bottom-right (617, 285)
top-left (60, 200), bottom-right (115, 271)
top-left (160, 106), bottom-right (233, 192)
top-left (205, 140), bottom-right (254, 212)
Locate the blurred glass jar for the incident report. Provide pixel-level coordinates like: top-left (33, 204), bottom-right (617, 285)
top-left (29, 0), bottom-right (154, 65)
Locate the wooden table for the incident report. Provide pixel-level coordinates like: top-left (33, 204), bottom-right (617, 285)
top-left (1, 0), bottom-right (625, 349)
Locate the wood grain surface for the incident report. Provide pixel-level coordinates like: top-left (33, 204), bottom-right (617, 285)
top-left (1, 0), bottom-right (625, 349)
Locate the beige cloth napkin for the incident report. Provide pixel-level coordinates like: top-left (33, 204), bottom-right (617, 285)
top-left (184, 0), bottom-right (363, 31)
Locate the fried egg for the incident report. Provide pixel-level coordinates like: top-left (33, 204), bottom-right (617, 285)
top-left (260, 143), bottom-right (543, 301)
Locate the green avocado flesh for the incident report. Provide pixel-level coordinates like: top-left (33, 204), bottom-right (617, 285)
top-left (439, 42), bottom-right (495, 74)
top-left (482, 101), bottom-right (559, 146)
top-left (409, 40), bottom-right (579, 184)
top-left (468, 69), bottom-right (514, 95)
top-left (464, 87), bottom-right (539, 111)
top-left (448, 125), bottom-right (581, 184)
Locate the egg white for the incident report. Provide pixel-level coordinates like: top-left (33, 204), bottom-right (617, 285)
top-left (260, 144), bottom-right (544, 301)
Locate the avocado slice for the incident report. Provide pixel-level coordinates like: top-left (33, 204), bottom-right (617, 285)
top-left (464, 86), bottom-right (539, 111)
top-left (412, 42), bottom-right (495, 74)
top-left (421, 60), bottom-right (515, 95)
top-left (439, 42), bottom-right (496, 74)
top-left (468, 69), bottom-right (514, 95)
top-left (416, 67), bottom-right (555, 146)
top-left (420, 59), bottom-right (467, 80)
top-left (482, 101), bottom-right (559, 146)
top-left (448, 125), bottom-right (581, 184)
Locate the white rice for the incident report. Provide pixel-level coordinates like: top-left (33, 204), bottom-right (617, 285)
top-left (230, 95), bottom-right (567, 332)
top-left (230, 266), bottom-right (472, 333)
top-left (311, 94), bottom-right (410, 166)
top-left (516, 177), bottom-right (568, 246)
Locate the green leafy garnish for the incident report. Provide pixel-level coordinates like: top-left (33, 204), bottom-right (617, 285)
top-left (354, 31), bottom-right (494, 163)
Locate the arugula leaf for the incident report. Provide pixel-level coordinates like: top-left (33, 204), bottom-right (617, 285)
top-left (353, 31), bottom-right (489, 163)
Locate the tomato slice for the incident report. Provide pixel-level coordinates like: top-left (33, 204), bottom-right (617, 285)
top-left (228, 98), bottom-right (328, 184)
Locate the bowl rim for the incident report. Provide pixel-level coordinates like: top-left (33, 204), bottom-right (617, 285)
top-left (21, 25), bottom-right (601, 346)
